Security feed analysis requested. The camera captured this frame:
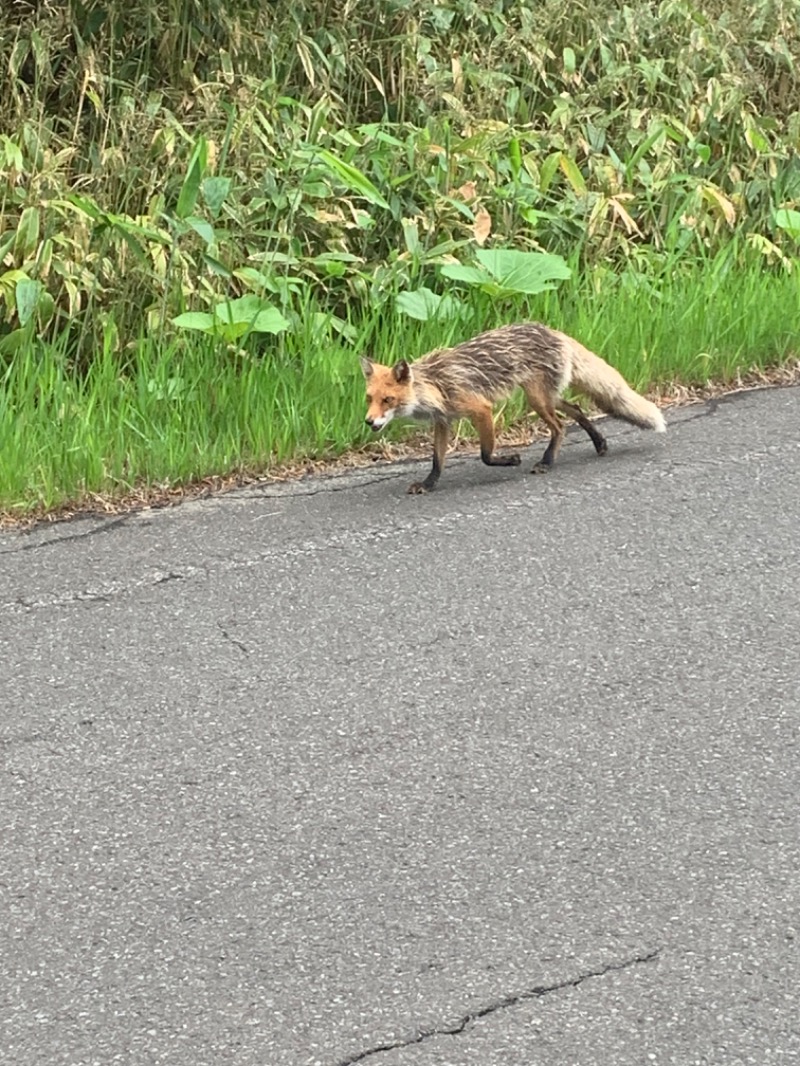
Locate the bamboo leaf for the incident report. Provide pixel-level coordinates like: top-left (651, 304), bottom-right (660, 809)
top-left (559, 154), bottom-right (587, 196)
top-left (176, 137), bottom-right (208, 220)
top-left (539, 152), bottom-right (561, 194)
top-left (316, 149), bottom-right (390, 210)
top-left (14, 207), bottom-right (40, 259)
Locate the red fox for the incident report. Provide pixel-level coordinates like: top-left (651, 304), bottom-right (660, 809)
top-left (361, 322), bottom-right (666, 493)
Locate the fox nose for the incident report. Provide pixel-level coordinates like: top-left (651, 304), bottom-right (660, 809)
top-left (365, 417), bottom-right (378, 431)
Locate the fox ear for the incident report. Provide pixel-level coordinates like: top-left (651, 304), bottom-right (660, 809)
top-left (393, 360), bottom-right (411, 383)
top-left (359, 356), bottom-right (374, 379)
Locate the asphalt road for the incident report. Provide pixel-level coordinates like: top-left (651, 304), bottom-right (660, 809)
top-left (2, 386), bottom-right (799, 1066)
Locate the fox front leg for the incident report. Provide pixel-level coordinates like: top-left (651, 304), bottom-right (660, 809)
top-left (408, 421), bottom-right (449, 494)
top-left (470, 401), bottom-right (521, 469)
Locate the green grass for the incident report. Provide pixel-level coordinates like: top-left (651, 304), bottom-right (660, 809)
top-left (1, 254), bottom-right (797, 519)
top-left (540, 251), bottom-right (799, 389)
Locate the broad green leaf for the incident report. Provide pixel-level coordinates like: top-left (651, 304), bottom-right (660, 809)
top-left (0, 328), bottom-right (29, 355)
top-left (172, 311), bottom-right (217, 332)
top-left (0, 267), bottom-right (30, 290)
top-left (774, 208), bottom-right (800, 241)
top-left (402, 218), bottom-right (421, 256)
top-left (214, 296), bottom-right (290, 335)
top-left (37, 290), bottom-right (55, 325)
top-left (214, 295), bottom-right (266, 323)
top-left (439, 264), bottom-right (491, 285)
top-left (248, 307), bottom-right (290, 334)
top-left (201, 176), bottom-right (231, 219)
top-left (186, 217), bottom-right (215, 246)
top-left (745, 127), bottom-right (769, 153)
top-left (234, 267), bottom-right (275, 290)
top-left (396, 287), bottom-right (459, 321)
top-left (475, 249), bottom-right (571, 294)
top-left (15, 277), bottom-right (42, 326)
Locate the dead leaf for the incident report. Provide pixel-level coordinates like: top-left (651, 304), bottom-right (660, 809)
top-left (609, 197), bottom-right (642, 237)
top-left (703, 185), bottom-right (736, 227)
top-left (315, 208), bottom-right (345, 223)
top-left (451, 55), bottom-right (464, 96)
top-left (473, 207), bottom-right (492, 245)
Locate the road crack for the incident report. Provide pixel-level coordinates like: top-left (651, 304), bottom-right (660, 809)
top-left (0, 515), bottom-right (132, 555)
top-left (335, 950), bottom-right (660, 1066)
top-left (2, 566), bottom-right (204, 615)
top-left (217, 622), bottom-right (250, 656)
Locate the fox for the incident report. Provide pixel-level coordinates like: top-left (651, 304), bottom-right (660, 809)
top-left (360, 322), bottom-right (666, 494)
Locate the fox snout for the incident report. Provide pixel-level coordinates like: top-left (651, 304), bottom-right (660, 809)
top-left (365, 412), bottom-right (391, 431)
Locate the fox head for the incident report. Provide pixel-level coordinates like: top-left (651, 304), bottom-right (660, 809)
top-left (360, 357), bottom-right (413, 431)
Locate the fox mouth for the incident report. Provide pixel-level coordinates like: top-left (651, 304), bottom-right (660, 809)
top-left (366, 413), bottom-right (393, 431)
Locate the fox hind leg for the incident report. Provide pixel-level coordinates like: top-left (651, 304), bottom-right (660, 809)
top-left (523, 385), bottom-right (565, 474)
top-left (558, 399), bottom-right (607, 456)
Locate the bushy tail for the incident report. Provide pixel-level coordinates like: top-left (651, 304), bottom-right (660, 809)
top-left (567, 340), bottom-right (666, 433)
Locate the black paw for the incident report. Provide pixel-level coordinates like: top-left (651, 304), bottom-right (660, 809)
top-left (531, 462), bottom-right (552, 475)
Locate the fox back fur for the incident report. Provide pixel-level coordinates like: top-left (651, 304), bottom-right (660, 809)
top-left (360, 322), bottom-right (665, 494)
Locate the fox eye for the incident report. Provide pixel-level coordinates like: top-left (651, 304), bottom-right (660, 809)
top-left (383, 395), bottom-right (393, 404)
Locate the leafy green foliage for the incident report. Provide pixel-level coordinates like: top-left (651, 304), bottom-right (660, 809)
top-left (1, 0), bottom-right (799, 360)
top-left (0, 0), bottom-right (799, 513)
top-left (173, 296), bottom-right (290, 341)
top-left (395, 287), bottom-right (460, 322)
top-left (441, 249), bottom-right (572, 299)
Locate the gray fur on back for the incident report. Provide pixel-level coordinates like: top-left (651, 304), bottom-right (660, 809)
top-left (414, 323), bottom-right (565, 400)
